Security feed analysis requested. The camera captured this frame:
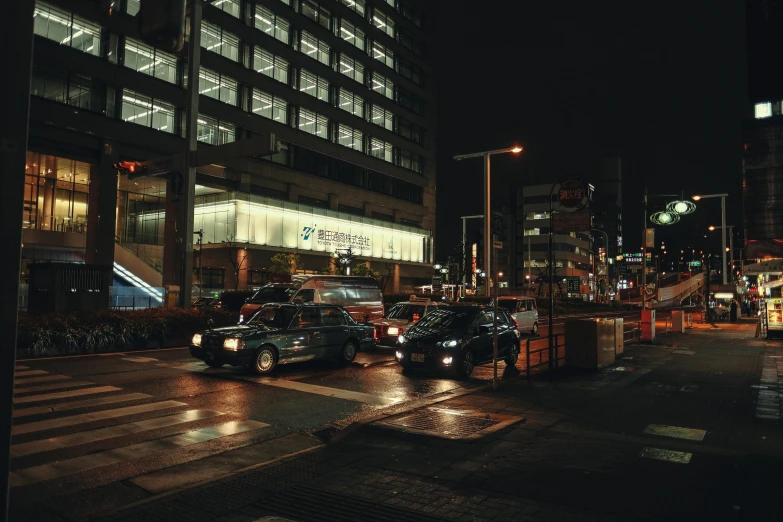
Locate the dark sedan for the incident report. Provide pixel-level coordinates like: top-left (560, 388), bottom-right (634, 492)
top-left (394, 306), bottom-right (520, 377)
top-left (190, 303), bottom-right (377, 374)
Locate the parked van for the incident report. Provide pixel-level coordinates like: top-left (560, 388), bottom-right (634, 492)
top-left (496, 296), bottom-right (539, 335)
top-left (238, 283), bottom-right (298, 323)
top-left (290, 276), bottom-right (384, 322)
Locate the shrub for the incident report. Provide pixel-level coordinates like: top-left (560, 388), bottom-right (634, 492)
top-left (17, 308), bottom-right (237, 357)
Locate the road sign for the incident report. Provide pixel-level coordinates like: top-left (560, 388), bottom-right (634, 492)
top-left (566, 276), bottom-right (580, 293)
top-left (493, 240), bottom-right (503, 249)
top-left (552, 211), bottom-right (591, 233)
top-left (431, 275), bottom-right (443, 290)
top-left (557, 180), bottom-right (586, 209)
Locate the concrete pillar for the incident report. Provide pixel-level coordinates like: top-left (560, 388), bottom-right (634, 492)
top-left (237, 247), bottom-right (249, 289)
top-left (85, 143), bottom-right (118, 267)
top-left (39, 155), bottom-right (56, 230)
top-left (393, 263), bottom-right (400, 293)
top-left (162, 181), bottom-right (183, 302)
top-left (328, 194), bottom-right (339, 210)
top-left (115, 184), bottom-right (127, 240)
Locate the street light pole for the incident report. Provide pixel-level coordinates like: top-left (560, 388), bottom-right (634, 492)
top-left (460, 215), bottom-right (482, 298)
top-left (693, 193), bottom-right (729, 285)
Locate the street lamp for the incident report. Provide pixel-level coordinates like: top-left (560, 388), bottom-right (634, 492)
top-left (692, 193), bottom-right (729, 284)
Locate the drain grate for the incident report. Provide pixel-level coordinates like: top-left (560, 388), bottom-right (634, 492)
top-left (380, 407), bottom-right (500, 438)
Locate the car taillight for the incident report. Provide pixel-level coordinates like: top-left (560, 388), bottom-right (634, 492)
top-left (412, 314), bottom-right (420, 322)
top-left (512, 317), bottom-right (520, 330)
top-left (373, 328), bottom-right (378, 341)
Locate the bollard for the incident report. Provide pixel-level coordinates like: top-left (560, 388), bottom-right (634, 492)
top-left (526, 338), bottom-right (531, 381)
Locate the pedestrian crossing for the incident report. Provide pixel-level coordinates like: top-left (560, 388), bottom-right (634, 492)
top-left (10, 363), bottom-right (270, 493)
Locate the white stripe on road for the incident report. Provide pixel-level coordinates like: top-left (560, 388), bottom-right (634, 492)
top-left (123, 357), bottom-right (159, 363)
top-left (13, 386), bottom-right (121, 405)
top-left (14, 375), bottom-right (71, 385)
top-left (15, 366), bottom-right (29, 370)
top-left (10, 420), bottom-right (269, 487)
top-left (14, 381), bottom-right (94, 394)
top-left (12, 400), bottom-right (186, 435)
top-left (15, 371), bottom-right (48, 377)
top-left (255, 378), bottom-right (401, 406)
top-left (157, 362), bottom-right (208, 371)
top-left (12, 409), bottom-right (224, 457)
top-left (643, 424), bottom-right (706, 441)
top-left (13, 393), bottom-right (152, 418)
top-left (639, 447), bottom-right (692, 464)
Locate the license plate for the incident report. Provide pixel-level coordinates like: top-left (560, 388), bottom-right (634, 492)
top-left (411, 353), bottom-right (425, 362)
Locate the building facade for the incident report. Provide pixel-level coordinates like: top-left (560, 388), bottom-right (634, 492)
top-left (22, 0), bottom-right (436, 298)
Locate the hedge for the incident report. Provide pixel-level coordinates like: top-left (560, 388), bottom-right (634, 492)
top-left (16, 308), bottom-right (238, 357)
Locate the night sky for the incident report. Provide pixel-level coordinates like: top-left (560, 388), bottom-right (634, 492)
top-left (433, 0), bottom-right (747, 266)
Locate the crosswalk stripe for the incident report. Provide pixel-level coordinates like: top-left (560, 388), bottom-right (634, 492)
top-left (11, 409), bottom-right (224, 457)
top-left (15, 366), bottom-right (29, 370)
top-left (157, 361), bottom-right (206, 371)
top-left (12, 400), bottom-right (186, 436)
top-left (13, 386), bottom-right (121, 405)
top-left (14, 381), bottom-right (94, 395)
top-left (14, 375), bottom-right (70, 385)
top-left (123, 356), bottom-right (159, 363)
top-left (13, 393), bottom-right (152, 418)
top-left (254, 377), bottom-right (401, 406)
top-left (15, 370), bottom-right (48, 377)
top-left (10, 420), bottom-right (269, 487)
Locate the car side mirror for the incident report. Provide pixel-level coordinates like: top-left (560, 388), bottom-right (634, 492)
top-left (478, 324), bottom-right (490, 335)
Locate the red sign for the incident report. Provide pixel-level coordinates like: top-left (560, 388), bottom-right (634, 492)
top-left (558, 180), bottom-right (586, 209)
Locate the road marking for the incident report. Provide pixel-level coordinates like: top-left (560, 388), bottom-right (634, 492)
top-left (10, 420), bottom-right (268, 487)
top-left (643, 424), bottom-right (706, 441)
top-left (157, 362), bottom-right (206, 371)
top-left (15, 370), bottom-right (48, 377)
top-left (12, 400), bottom-right (186, 436)
top-left (673, 349), bottom-right (696, 355)
top-left (15, 366), bottom-right (29, 370)
top-left (13, 393), bottom-right (152, 418)
top-left (16, 346), bottom-right (186, 362)
top-left (255, 378), bottom-right (401, 406)
top-left (11, 409), bottom-right (224, 457)
top-left (13, 386), bottom-right (122, 405)
top-left (123, 356), bottom-right (159, 363)
top-left (639, 447), bottom-right (692, 464)
top-left (14, 381), bottom-right (94, 394)
top-left (14, 375), bottom-right (71, 385)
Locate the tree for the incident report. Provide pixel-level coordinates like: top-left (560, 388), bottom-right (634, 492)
top-left (222, 235), bottom-right (247, 290)
top-left (352, 263), bottom-right (382, 282)
top-left (269, 252), bottom-right (300, 275)
top-left (381, 263), bottom-right (396, 293)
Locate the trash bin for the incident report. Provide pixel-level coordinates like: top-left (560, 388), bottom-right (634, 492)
top-left (565, 318), bottom-right (616, 370)
top-left (641, 309), bottom-right (656, 342)
top-left (614, 317), bottom-right (624, 355)
top-left (671, 310), bottom-right (685, 333)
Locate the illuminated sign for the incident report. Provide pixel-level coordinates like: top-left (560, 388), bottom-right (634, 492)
top-left (713, 292), bottom-right (734, 299)
top-left (622, 252), bottom-right (652, 264)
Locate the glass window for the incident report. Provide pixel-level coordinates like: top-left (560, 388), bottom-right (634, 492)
top-left (397, 118), bottom-right (422, 143)
top-left (370, 138), bottom-right (392, 163)
top-left (298, 108), bottom-right (328, 138)
top-left (300, 0), bottom-right (331, 30)
top-left (125, 0), bottom-right (140, 15)
top-left (252, 89), bottom-right (287, 122)
top-left (199, 68), bottom-right (237, 105)
top-left (372, 8), bottom-right (394, 37)
top-left (124, 38), bottom-right (178, 84)
top-left (254, 47), bottom-right (289, 84)
top-left (32, 66), bottom-right (106, 114)
top-left (336, 124), bottom-right (363, 151)
top-left (398, 27), bottom-right (423, 56)
top-left (299, 70), bottom-right (329, 102)
top-left (67, 74), bottom-right (105, 112)
top-left (210, 0), bottom-right (241, 18)
top-left (300, 31), bottom-right (330, 65)
top-left (371, 41), bottom-right (394, 68)
top-left (121, 90), bottom-right (176, 133)
top-left (339, 19), bottom-right (365, 51)
top-left (321, 307), bottom-right (346, 326)
top-left (371, 72), bottom-right (394, 99)
top-left (398, 149), bottom-right (422, 173)
top-left (23, 152), bottom-right (91, 234)
top-left (255, 6), bottom-right (290, 44)
top-left (30, 65), bottom-right (68, 103)
top-left (338, 54), bottom-right (364, 84)
top-left (397, 86), bottom-right (423, 115)
top-left (384, 0), bottom-right (396, 7)
top-left (400, 0), bottom-right (422, 27)
top-left (197, 114), bottom-right (235, 145)
top-left (340, 0), bottom-right (365, 17)
top-left (338, 88), bottom-right (364, 118)
top-left (34, 2), bottom-right (102, 57)
top-left (397, 57), bottom-right (422, 85)
top-left (370, 105), bottom-right (393, 130)
top-left (202, 21), bottom-right (239, 62)
top-left (755, 102), bottom-right (772, 119)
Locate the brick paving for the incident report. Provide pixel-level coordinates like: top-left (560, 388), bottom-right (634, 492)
top-left (98, 319), bottom-right (782, 522)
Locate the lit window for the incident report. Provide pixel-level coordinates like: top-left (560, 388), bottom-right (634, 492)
top-left (398, 149), bottom-right (422, 173)
top-left (372, 8), bottom-right (394, 37)
top-left (298, 108), bottom-right (329, 138)
top-left (755, 102), bottom-right (772, 119)
top-left (340, 0), bottom-right (365, 17)
top-left (254, 47), bottom-right (289, 84)
top-left (370, 138), bottom-right (392, 163)
top-left (384, 0), bottom-right (396, 7)
top-left (371, 72), bottom-right (394, 99)
top-left (300, 0), bottom-right (331, 30)
top-left (338, 54), bottom-right (364, 84)
top-left (336, 124), bottom-right (363, 151)
top-left (124, 38), bottom-right (178, 84)
top-left (199, 68), bottom-right (237, 105)
top-left (125, 0), bottom-right (140, 15)
top-left (527, 211), bottom-right (549, 220)
top-left (370, 105), bottom-right (393, 130)
top-left (121, 89), bottom-right (176, 133)
top-left (299, 70), bottom-right (329, 102)
top-left (201, 21), bottom-right (239, 62)
top-left (300, 31), bottom-right (330, 65)
top-left (210, 0), bottom-right (241, 18)
top-left (524, 228), bottom-right (540, 236)
top-left (255, 6), bottom-right (290, 44)
top-left (371, 41), bottom-right (394, 68)
top-left (251, 89), bottom-right (287, 123)
top-left (339, 19), bottom-right (365, 51)
top-left (33, 2), bottom-right (102, 57)
top-left (197, 114), bottom-right (235, 145)
top-left (338, 88), bottom-right (364, 118)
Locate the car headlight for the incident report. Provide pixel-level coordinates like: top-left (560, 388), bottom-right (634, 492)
top-left (442, 339), bottom-right (459, 348)
top-left (387, 326), bottom-right (400, 336)
top-left (192, 333), bottom-right (202, 346)
top-left (396, 350), bottom-right (404, 360)
top-left (398, 334), bottom-right (407, 344)
top-left (239, 314), bottom-right (244, 323)
top-left (442, 356), bottom-right (453, 365)
top-left (223, 338), bottom-right (245, 351)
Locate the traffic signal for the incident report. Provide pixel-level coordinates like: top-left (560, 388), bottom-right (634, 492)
top-left (138, 0), bottom-right (186, 53)
top-left (113, 161), bottom-right (146, 176)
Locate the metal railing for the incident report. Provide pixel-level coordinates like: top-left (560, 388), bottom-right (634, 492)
top-left (524, 335), bottom-right (565, 381)
top-left (623, 322), bottom-right (642, 343)
top-left (114, 236), bottom-right (163, 273)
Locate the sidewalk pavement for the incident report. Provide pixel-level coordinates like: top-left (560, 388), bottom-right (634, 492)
top-left (95, 320), bottom-right (783, 522)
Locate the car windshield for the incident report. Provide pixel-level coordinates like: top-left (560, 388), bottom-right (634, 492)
top-left (385, 304), bottom-right (426, 320)
top-left (247, 304), bottom-right (296, 329)
top-left (414, 308), bottom-right (478, 331)
top-left (249, 286), bottom-right (295, 303)
top-left (496, 301), bottom-right (517, 312)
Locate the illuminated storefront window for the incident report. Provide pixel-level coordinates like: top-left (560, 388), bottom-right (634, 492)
top-left (23, 152), bottom-right (90, 233)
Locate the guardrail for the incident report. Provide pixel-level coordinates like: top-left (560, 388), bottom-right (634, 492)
top-left (524, 335), bottom-right (565, 381)
top-left (624, 323), bottom-right (641, 343)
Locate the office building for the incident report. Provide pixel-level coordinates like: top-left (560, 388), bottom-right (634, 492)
top-left (22, 0), bottom-right (436, 301)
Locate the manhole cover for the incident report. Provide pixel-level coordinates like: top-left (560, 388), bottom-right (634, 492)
top-left (375, 407), bottom-right (522, 440)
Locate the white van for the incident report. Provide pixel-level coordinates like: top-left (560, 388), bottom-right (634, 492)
top-left (496, 297), bottom-right (538, 335)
